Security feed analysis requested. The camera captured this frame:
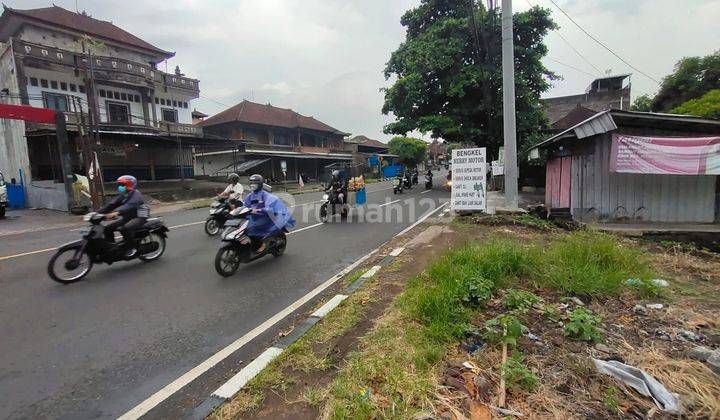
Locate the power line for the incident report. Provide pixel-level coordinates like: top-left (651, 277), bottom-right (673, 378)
top-left (525, 0), bottom-right (602, 76)
top-left (545, 0), bottom-right (660, 84)
top-left (546, 57), bottom-right (598, 78)
top-left (199, 93), bottom-right (231, 108)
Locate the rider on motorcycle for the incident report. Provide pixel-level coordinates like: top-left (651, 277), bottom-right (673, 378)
top-left (243, 174), bottom-right (295, 253)
top-left (326, 170), bottom-right (347, 205)
top-left (218, 172), bottom-right (244, 208)
top-left (99, 175), bottom-right (145, 257)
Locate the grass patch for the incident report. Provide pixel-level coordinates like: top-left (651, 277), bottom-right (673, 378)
top-left (537, 231), bottom-right (656, 297)
top-left (344, 268), bottom-right (368, 287)
top-left (301, 386), bottom-right (325, 407)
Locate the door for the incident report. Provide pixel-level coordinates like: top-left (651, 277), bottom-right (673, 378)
top-left (545, 156), bottom-right (572, 209)
top-left (107, 102), bottom-right (130, 124)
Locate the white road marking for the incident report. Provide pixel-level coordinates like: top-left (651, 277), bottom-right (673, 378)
top-left (168, 221), bottom-right (205, 230)
top-left (395, 202), bottom-right (449, 237)
top-left (421, 189), bottom-right (432, 194)
top-left (378, 199), bottom-right (401, 208)
top-left (361, 265), bottom-right (382, 279)
top-left (211, 347), bottom-right (284, 400)
top-left (310, 294), bottom-right (348, 318)
top-left (389, 247), bottom-right (405, 257)
top-left (0, 247), bottom-right (58, 262)
top-left (289, 199), bottom-right (323, 208)
top-left (117, 244), bottom-right (381, 419)
top-left (288, 222), bottom-right (323, 235)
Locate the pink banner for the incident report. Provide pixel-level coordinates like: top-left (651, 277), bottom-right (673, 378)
top-left (610, 133), bottom-right (720, 175)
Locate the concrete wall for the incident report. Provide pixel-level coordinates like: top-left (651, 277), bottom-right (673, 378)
top-left (26, 180), bottom-right (68, 210)
top-left (0, 41), bottom-right (32, 188)
top-left (569, 133), bottom-right (717, 223)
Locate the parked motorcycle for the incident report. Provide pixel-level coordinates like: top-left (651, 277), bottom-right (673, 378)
top-left (319, 187), bottom-right (348, 221)
top-left (425, 174), bottom-right (433, 190)
top-left (204, 197), bottom-right (232, 235)
top-left (411, 171), bottom-right (419, 185)
top-left (214, 207), bottom-right (287, 277)
top-left (393, 175), bottom-right (404, 194)
top-left (47, 212), bottom-right (168, 284)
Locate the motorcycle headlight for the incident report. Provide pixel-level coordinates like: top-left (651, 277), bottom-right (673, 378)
top-left (322, 194), bottom-right (329, 200)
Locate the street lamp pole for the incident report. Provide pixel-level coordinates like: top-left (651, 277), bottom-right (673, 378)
top-left (501, 0), bottom-right (518, 209)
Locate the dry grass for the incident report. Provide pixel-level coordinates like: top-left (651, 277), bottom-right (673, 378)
top-left (629, 347), bottom-right (720, 419)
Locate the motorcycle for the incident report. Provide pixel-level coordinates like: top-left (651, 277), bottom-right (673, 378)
top-left (393, 176), bottom-right (404, 194)
top-left (319, 186), bottom-right (348, 222)
top-left (412, 171), bottom-right (419, 185)
top-left (403, 174), bottom-right (413, 190)
top-left (444, 178), bottom-right (453, 191)
top-left (425, 174), bottom-right (433, 190)
top-left (47, 211), bottom-right (168, 284)
top-left (204, 197), bottom-right (232, 236)
top-left (214, 207), bottom-right (287, 277)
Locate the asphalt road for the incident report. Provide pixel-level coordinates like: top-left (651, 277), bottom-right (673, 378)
top-left (0, 178), bottom-right (450, 419)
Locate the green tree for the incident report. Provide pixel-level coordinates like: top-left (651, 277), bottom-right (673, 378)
top-left (388, 136), bottom-right (428, 166)
top-left (381, 1), bottom-right (557, 158)
top-left (630, 94), bottom-right (653, 112)
top-left (671, 89), bottom-right (720, 119)
top-left (652, 51), bottom-right (720, 112)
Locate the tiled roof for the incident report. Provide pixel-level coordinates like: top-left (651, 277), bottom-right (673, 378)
top-left (200, 100), bottom-right (347, 135)
top-left (350, 135), bottom-right (388, 149)
top-left (1, 5), bottom-right (173, 58)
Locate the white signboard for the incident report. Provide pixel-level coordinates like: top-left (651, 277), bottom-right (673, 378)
top-left (491, 160), bottom-right (504, 176)
top-left (451, 148), bottom-right (487, 211)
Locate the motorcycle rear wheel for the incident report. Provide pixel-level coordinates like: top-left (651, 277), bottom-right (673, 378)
top-left (271, 234), bottom-right (287, 257)
top-left (48, 246), bottom-right (93, 284)
top-left (215, 245), bottom-right (241, 277)
top-left (319, 203), bottom-right (330, 223)
top-left (204, 218), bottom-right (220, 236)
top-left (139, 232), bottom-right (166, 262)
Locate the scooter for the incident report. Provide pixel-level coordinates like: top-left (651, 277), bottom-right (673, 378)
top-left (204, 197), bottom-right (232, 235)
top-left (412, 171), bottom-right (419, 185)
top-left (393, 176), bottom-right (404, 194)
top-left (319, 187), bottom-right (348, 222)
top-left (403, 173), bottom-right (413, 189)
top-left (47, 211), bottom-right (168, 284)
top-left (425, 174), bottom-right (433, 190)
top-left (214, 207), bottom-right (287, 277)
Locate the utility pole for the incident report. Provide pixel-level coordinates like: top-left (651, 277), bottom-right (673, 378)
top-left (501, 0), bottom-right (518, 209)
top-left (81, 35), bottom-right (105, 207)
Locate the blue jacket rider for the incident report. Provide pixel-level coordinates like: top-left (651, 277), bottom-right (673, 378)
top-left (243, 174), bottom-right (295, 252)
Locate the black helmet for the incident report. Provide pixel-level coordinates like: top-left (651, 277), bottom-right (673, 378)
top-left (228, 173), bottom-right (240, 183)
top-left (249, 174), bottom-right (264, 192)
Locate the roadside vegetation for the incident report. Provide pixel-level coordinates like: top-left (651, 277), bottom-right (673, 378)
top-left (321, 219), bottom-right (720, 418)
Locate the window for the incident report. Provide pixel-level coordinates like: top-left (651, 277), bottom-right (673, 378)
top-left (113, 91), bottom-right (120, 100)
top-left (40, 79), bottom-right (48, 88)
top-left (172, 100), bottom-right (177, 107)
top-left (107, 102), bottom-right (130, 124)
top-left (183, 102), bottom-right (188, 109)
top-left (160, 98), bottom-right (166, 105)
top-left (161, 108), bottom-right (177, 123)
top-left (43, 92), bottom-right (69, 111)
top-left (50, 80), bottom-right (58, 89)
top-left (154, 97), bottom-right (159, 104)
top-left (29, 77), bottom-right (38, 87)
top-left (99, 89), bottom-right (106, 98)
top-left (69, 83), bottom-right (77, 92)
top-left (120, 92), bottom-right (127, 101)
top-left (78, 85), bottom-right (86, 93)
top-left (134, 95), bottom-right (141, 103)
top-left (60, 82), bottom-right (67, 91)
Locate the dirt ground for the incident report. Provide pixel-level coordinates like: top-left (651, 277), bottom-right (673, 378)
top-left (211, 216), bottom-right (720, 419)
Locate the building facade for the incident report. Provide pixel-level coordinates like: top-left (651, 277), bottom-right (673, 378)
top-left (0, 5), bottom-right (206, 209)
top-left (536, 110), bottom-right (720, 224)
top-left (542, 74), bottom-right (631, 125)
top-left (196, 100), bottom-right (353, 182)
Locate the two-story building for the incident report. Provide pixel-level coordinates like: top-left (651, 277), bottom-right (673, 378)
top-left (0, 5), bottom-right (223, 209)
top-left (196, 100), bottom-right (353, 182)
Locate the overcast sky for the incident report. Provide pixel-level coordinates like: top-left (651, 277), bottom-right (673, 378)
top-left (7, 0), bottom-right (720, 142)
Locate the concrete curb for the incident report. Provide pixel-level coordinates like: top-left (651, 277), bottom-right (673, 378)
top-left (191, 247), bottom-right (405, 419)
